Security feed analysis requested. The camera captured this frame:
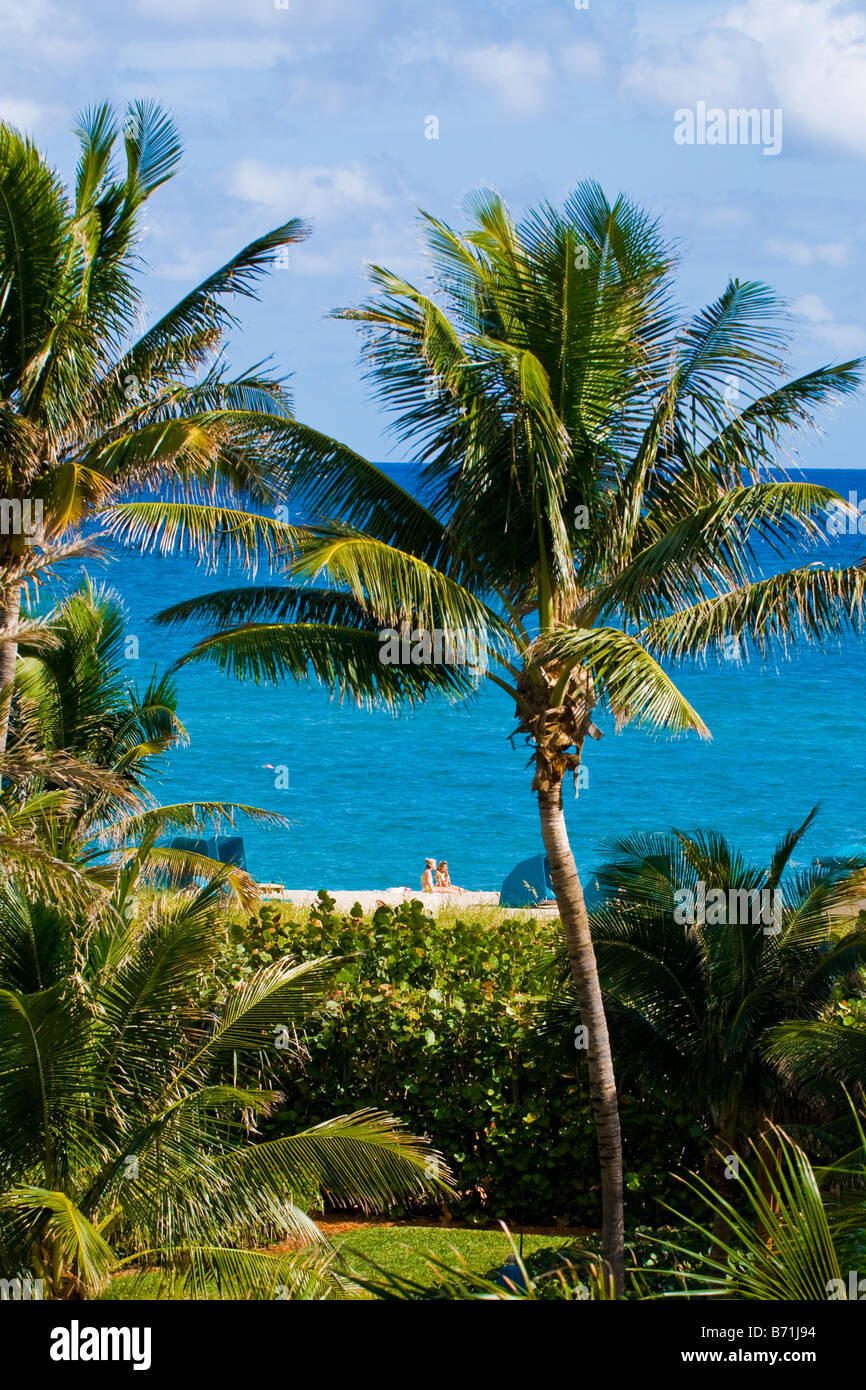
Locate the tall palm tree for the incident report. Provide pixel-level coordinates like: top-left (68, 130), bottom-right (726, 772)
top-left (587, 810), bottom-right (866, 1182)
top-left (150, 186), bottom-right (866, 1290)
top-left (0, 866), bottom-right (447, 1298)
top-left (0, 97), bottom-right (365, 751)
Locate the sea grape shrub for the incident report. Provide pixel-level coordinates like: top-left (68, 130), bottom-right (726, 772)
top-left (831, 992), bottom-right (866, 1029)
top-left (225, 903), bottom-right (293, 976)
top-left (225, 895), bottom-right (700, 1225)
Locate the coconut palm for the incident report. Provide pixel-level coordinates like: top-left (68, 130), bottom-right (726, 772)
top-left (0, 96), bottom-right (369, 751)
top-left (0, 865), bottom-right (448, 1299)
top-left (588, 810), bottom-right (866, 1178)
top-left (1, 579), bottom-right (291, 912)
top-left (12, 577), bottom-right (184, 801)
top-left (765, 1009), bottom-right (866, 1106)
top-left (150, 186), bottom-right (866, 1289)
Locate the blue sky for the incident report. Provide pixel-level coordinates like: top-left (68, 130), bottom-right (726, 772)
top-left (4, 0), bottom-right (866, 466)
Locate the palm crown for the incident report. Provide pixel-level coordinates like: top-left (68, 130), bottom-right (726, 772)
top-left (0, 98), bottom-right (349, 750)
top-left (158, 185), bottom-right (865, 740)
top-left (589, 810), bottom-right (866, 1162)
top-left (0, 869), bottom-right (446, 1298)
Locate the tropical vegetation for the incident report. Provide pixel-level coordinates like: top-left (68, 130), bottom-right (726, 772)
top-left (0, 585), bottom-right (446, 1299)
top-left (2, 103), bottom-right (866, 1301)
top-left (587, 812), bottom-right (866, 1187)
top-left (227, 893), bottom-right (702, 1226)
top-left (155, 186), bottom-right (866, 1288)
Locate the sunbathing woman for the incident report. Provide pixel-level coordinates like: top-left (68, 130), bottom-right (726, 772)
top-left (421, 858), bottom-right (438, 892)
top-left (435, 861), bottom-right (466, 893)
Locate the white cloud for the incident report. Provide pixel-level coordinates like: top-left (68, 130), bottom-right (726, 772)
top-left (727, 0), bottom-right (866, 155)
top-left (813, 323), bottom-right (866, 355)
top-left (0, 97), bottom-right (45, 128)
top-left (622, 0), bottom-right (866, 156)
top-left (134, 0), bottom-right (357, 22)
top-left (792, 292), bottom-right (866, 355)
top-left (699, 204), bottom-right (753, 230)
top-left (792, 292), bottom-right (834, 322)
top-left (561, 42), bottom-right (606, 81)
top-left (390, 32), bottom-right (453, 67)
top-left (621, 26), bottom-right (767, 109)
top-left (289, 230), bottom-right (412, 280)
top-left (223, 149), bottom-right (429, 282)
top-left (458, 43), bottom-right (553, 116)
top-left (228, 160), bottom-right (393, 222)
top-left (149, 246), bottom-right (219, 283)
top-left (0, 0), bottom-right (56, 34)
top-left (766, 238), bottom-right (852, 267)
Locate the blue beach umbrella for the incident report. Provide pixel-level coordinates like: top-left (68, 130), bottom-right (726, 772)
top-left (499, 854), bottom-right (602, 909)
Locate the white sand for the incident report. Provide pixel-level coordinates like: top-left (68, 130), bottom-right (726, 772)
top-left (258, 887), bottom-right (501, 914)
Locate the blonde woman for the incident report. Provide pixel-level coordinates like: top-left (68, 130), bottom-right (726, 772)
top-left (421, 857), bottom-right (438, 892)
top-left (436, 861), bottom-right (465, 894)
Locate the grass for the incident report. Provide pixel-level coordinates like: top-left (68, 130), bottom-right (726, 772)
top-left (329, 1225), bottom-right (568, 1295)
top-left (99, 1225), bottom-right (577, 1300)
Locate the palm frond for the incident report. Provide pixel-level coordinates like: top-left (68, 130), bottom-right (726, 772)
top-left (98, 500), bottom-right (300, 574)
top-left (642, 563), bottom-right (866, 662)
top-left (532, 626), bottom-right (709, 735)
top-left (1, 1186), bottom-right (116, 1294)
top-left (170, 621), bottom-right (482, 710)
top-left (220, 1110), bottom-right (452, 1214)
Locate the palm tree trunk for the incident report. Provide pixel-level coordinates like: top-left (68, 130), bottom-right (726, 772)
top-left (537, 781), bottom-right (625, 1295)
top-left (0, 580), bottom-right (21, 755)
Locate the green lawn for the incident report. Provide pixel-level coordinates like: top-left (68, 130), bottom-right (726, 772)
top-left (331, 1225), bottom-right (568, 1295)
top-left (101, 1226), bottom-right (575, 1300)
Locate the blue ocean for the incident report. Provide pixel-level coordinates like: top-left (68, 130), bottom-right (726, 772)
top-left (69, 467), bottom-right (866, 892)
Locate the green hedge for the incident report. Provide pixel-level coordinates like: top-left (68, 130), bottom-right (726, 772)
top-left (223, 893), bottom-right (703, 1226)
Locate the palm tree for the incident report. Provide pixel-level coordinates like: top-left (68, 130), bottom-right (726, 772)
top-left (0, 97), bottom-right (365, 752)
top-left (0, 867), bottom-right (447, 1298)
top-left (2, 579), bottom-right (288, 910)
top-left (12, 576), bottom-right (184, 798)
top-left (150, 186), bottom-right (866, 1290)
top-left (588, 810), bottom-right (866, 1185)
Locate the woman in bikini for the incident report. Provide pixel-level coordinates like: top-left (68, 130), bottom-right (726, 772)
top-left (435, 861), bottom-right (465, 893)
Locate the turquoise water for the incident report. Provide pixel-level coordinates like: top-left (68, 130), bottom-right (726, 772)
top-left (72, 468), bottom-right (866, 891)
